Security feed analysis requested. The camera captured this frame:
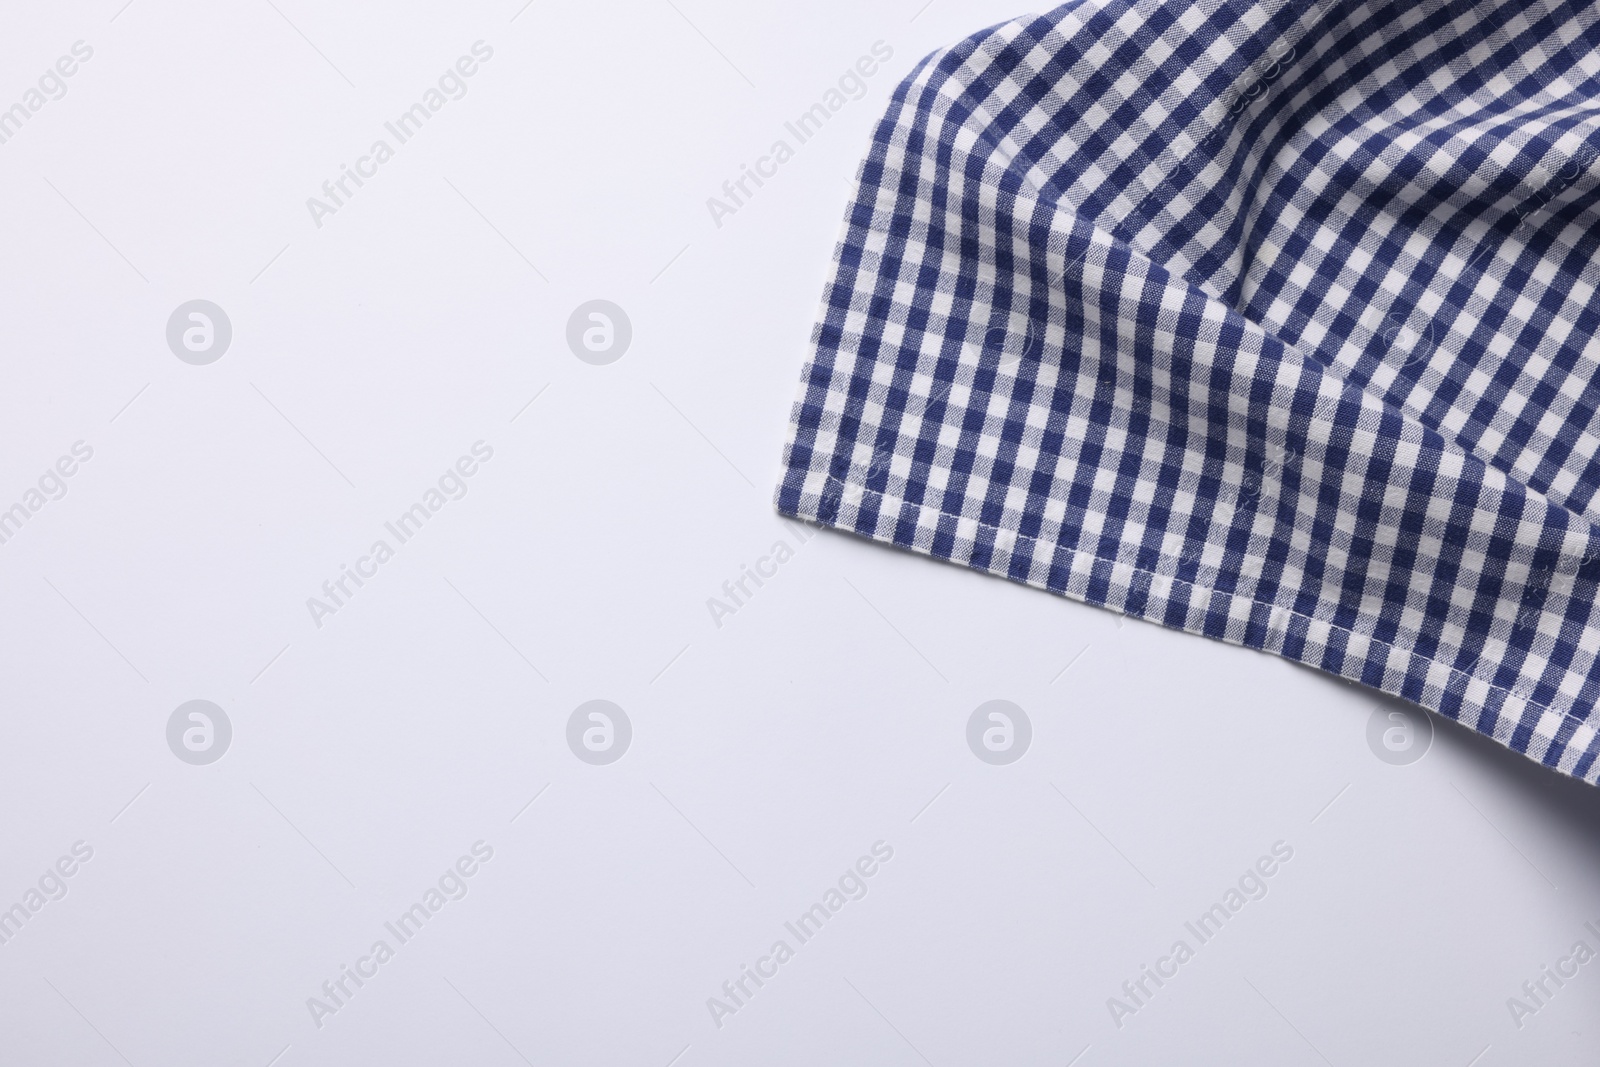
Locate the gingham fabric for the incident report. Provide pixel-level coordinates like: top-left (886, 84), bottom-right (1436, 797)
top-left (775, 0), bottom-right (1600, 781)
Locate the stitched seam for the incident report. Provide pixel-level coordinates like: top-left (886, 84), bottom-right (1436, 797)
top-left (806, 481), bottom-right (1599, 738)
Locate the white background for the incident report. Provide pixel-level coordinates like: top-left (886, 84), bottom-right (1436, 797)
top-left (1, 1), bottom-right (1597, 1064)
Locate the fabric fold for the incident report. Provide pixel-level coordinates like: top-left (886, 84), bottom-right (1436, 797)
top-left (776, 0), bottom-right (1600, 781)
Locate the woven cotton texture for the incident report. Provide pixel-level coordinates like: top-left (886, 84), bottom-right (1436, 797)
top-left (775, 0), bottom-right (1600, 781)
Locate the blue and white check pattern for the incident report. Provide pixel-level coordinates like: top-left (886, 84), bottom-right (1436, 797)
top-left (776, 0), bottom-right (1600, 781)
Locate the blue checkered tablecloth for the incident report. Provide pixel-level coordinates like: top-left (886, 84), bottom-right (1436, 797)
top-left (777, 0), bottom-right (1600, 781)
